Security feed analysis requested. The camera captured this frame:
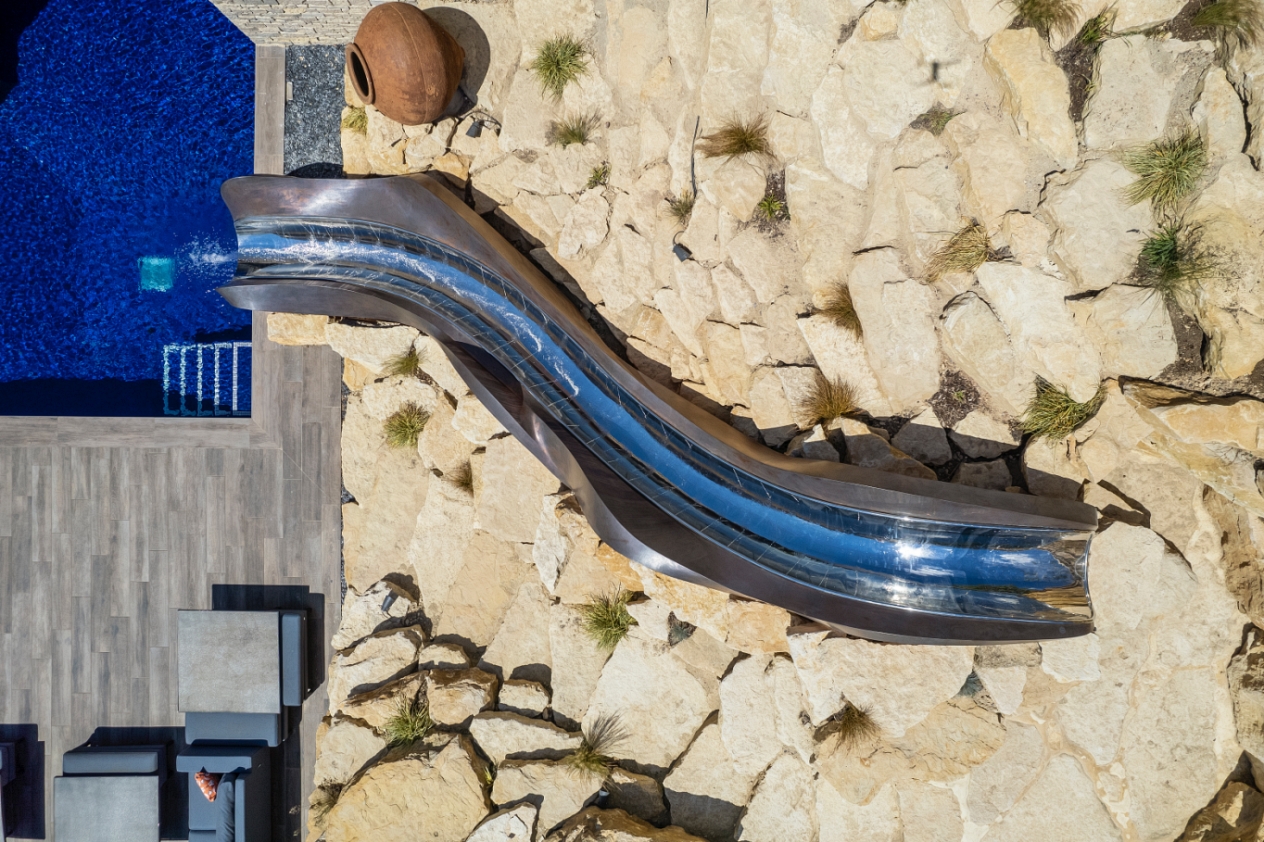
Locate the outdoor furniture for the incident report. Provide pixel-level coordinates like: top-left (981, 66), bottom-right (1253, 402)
top-left (176, 744), bottom-right (270, 842)
top-left (53, 744), bottom-right (168, 842)
top-left (0, 741), bottom-right (14, 842)
top-left (177, 609), bottom-right (308, 747)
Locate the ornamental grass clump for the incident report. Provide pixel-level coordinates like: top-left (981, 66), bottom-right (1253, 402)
top-left (341, 106), bottom-right (368, 134)
top-left (587, 163), bottom-right (610, 189)
top-left (550, 112), bottom-right (598, 147)
top-left (756, 194), bottom-right (787, 222)
top-left (1193, 0), bottom-right (1264, 43)
top-left (698, 114), bottom-right (772, 160)
top-left (821, 703), bottom-right (881, 752)
top-left (385, 346), bottom-right (423, 378)
top-left (1077, 8), bottom-right (1116, 44)
top-left (819, 284), bottom-right (863, 337)
top-left (1123, 130), bottom-right (1207, 211)
top-left (1011, 0), bottom-right (1081, 39)
top-left (531, 34), bottom-right (589, 99)
top-left (383, 403), bottom-right (430, 449)
top-left (1022, 377), bottom-right (1105, 440)
top-left (1137, 221), bottom-right (1216, 306)
top-left (925, 221), bottom-right (993, 281)
top-left (383, 696), bottom-right (432, 747)
top-left (668, 190), bottom-right (696, 225)
top-left (564, 713), bottom-right (628, 781)
top-left (799, 375), bottom-right (860, 428)
top-left (581, 590), bottom-right (636, 651)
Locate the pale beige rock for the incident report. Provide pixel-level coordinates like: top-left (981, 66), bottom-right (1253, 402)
top-left (975, 262), bottom-right (1102, 403)
top-left (1000, 212), bottom-right (1054, 268)
top-left (314, 717), bottom-right (388, 788)
top-left (323, 735), bottom-right (490, 842)
top-left (476, 435), bottom-right (560, 543)
top-left (718, 655), bottom-right (783, 779)
top-left (727, 228), bottom-right (803, 306)
top-left (848, 249), bottom-right (942, 413)
top-left (413, 335), bottom-right (468, 397)
top-left (1057, 657), bottom-right (1135, 766)
top-left (1177, 782), bottom-right (1264, 842)
top-left (500, 679), bottom-right (551, 718)
top-left (583, 633), bottom-right (717, 771)
top-left (418, 643), bottom-right (470, 671)
top-left (634, 566), bottom-right (792, 654)
top-left (892, 409), bottom-right (952, 466)
top-left (534, 493), bottom-right (628, 604)
top-left (418, 399), bottom-right (476, 478)
top-left (1040, 634), bottom-right (1100, 683)
top-left (549, 603), bottom-right (613, 729)
top-left (939, 291), bottom-right (1033, 418)
top-left (1083, 37), bottom-right (1212, 150)
top-left (1022, 437), bottom-right (1087, 500)
top-left (468, 711), bottom-right (580, 765)
top-left (1043, 159), bottom-right (1152, 292)
top-left (896, 781), bottom-right (961, 842)
top-left (267, 312), bottom-right (329, 346)
top-left (699, 321), bottom-right (754, 407)
top-left (435, 529), bottom-right (534, 649)
top-left (953, 459), bottom-right (1012, 490)
top-left (984, 754), bottom-right (1121, 842)
top-left (479, 581), bottom-right (554, 687)
top-left (360, 376), bottom-right (441, 422)
top-left (958, 0), bottom-right (1015, 40)
top-left (810, 64), bottom-right (877, 190)
top-left (1089, 523), bottom-right (1195, 635)
top-left (816, 780), bottom-right (902, 842)
top-left (1195, 68), bottom-right (1250, 167)
top-left (492, 759), bottom-right (601, 840)
top-left (974, 663), bottom-right (1027, 715)
top-left (984, 29), bottom-right (1077, 170)
top-left (967, 721), bottom-right (1046, 823)
top-left (606, 768), bottom-right (669, 826)
top-left (1069, 285), bottom-right (1178, 378)
top-left (329, 626), bottom-right (425, 712)
top-left (839, 38), bottom-right (936, 140)
top-left (545, 806), bottom-right (708, 842)
top-left (797, 314), bottom-right (894, 417)
top-left (426, 668), bottom-right (498, 729)
top-left (704, 157), bottom-right (766, 222)
top-left (1228, 627), bottom-right (1264, 767)
top-left (737, 752), bottom-right (816, 842)
top-left (663, 722), bottom-right (758, 840)
top-left (1144, 396), bottom-right (1264, 455)
top-left (749, 366), bottom-right (819, 447)
top-left (558, 190), bottom-right (611, 259)
top-left (363, 106), bottom-right (410, 175)
top-left (339, 672), bottom-right (424, 732)
top-left (466, 804), bottom-right (539, 842)
top-left (452, 395), bottom-right (506, 444)
top-left (838, 417), bottom-right (936, 480)
top-left (326, 323), bottom-right (420, 375)
top-left (889, 696), bottom-right (1006, 781)
top-left (761, 0), bottom-right (849, 118)
top-left (768, 655), bottom-right (815, 763)
top-left (943, 112), bottom-right (1047, 231)
top-left (787, 631), bottom-right (974, 734)
top-left (950, 410), bottom-right (1020, 459)
top-left (333, 580), bottom-right (418, 652)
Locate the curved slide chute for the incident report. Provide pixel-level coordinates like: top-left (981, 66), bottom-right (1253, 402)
top-left (219, 174), bottom-right (1097, 645)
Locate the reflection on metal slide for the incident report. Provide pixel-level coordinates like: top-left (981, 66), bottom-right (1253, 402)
top-left (218, 174), bottom-right (1097, 645)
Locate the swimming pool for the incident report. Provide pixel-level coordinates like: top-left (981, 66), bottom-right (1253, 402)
top-left (0, 0), bottom-right (255, 417)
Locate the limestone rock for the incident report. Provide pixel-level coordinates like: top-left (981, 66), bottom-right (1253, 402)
top-left (634, 566), bottom-right (792, 654)
top-left (787, 425), bottom-right (841, 462)
top-left (704, 157), bottom-right (766, 222)
top-left (984, 29), bottom-right (1077, 170)
top-left (549, 603), bottom-right (614, 729)
top-left (415, 335), bottom-right (469, 398)
top-left (889, 696), bottom-right (1006, 781)
top-left (838, 418), bottom-right (936, 480)
top-left (798, 314), bottom-right (894, 418)
top-left (558, 191), bottom-right (611, 259)
top-left (974, 663), bottom-right (1028, 715)
top-left (1177, 782), bottom-right (1264, 842)
top-left (1139, 392), bottom-right (1264, 455)
top-left (896, 780), bottom-right (962, 842)
top-left (892, 409), bottom-right (952, 466)
top-left (476, 437), bottom-right (560, 542)
top-left (535, 493), bottom-right (628, 604)
top-left (430, 528), bottom-right (535, 649)
top-left (699, 322), bottom-right (754, 407)
top-left (983, 754), bottom-right (1121, 842)
top-left (748, 366), bottom-right (821, 447)
top-left (1022, 437), bottom-right (1087, 500)
top-left (1227, 627), bottom-right (1264, 764)
top-left (943, 109), bottom-right (1048, 231)
top-left (1040, 634), bottom-right (1100, 683)
top-left (811, 64), bottom-right (877, 189)
top-left (761, 0), bottom-right (850, 119)
top-left (1069, 285), bottom-right (1178, 378)
top-left (500, 679), bottom-right (551, 718)
top-left (664, 722), bottom-right (759, 841)
top-left (938, 292), bottom-right (1032, 417)
top-left (469, 711), bottom-right (581, 765)
top-left (418, 643), bottom-right (471, 671)
top-left (848, 249), bottom-right (942, 413)
top-left (718, 655), bottom-right (784, 779)
top-left (1083, 37), bottom-right (1212, 150)
top-left (407, 471), bottom-right (475, 617)
top-left (787, 631), bottom-right (974, 735)
top-left (736, 753), bottom-right (816, 842)
top-left (267, 313), bottom-right (329, 346)
top-left (329, 626), bottom-right (425, 712)
top-left (545, 807), bottom-right (707, 842)
top-left (492, 759), bottom-right (601, 840)
top-left (339, 672), bottom-right (424, 732)
top-left (480, 581), bottom-right (554, 687)
top-left (326, 323), bottom-right (420, 375)
top-left (950, 410), bottom-right (1020, 459)
top-left (967, 721), bottom-right (1046, 823)
top-left (583, 633), bottom-right (717, 772)
top-left (953, 459), bottom-right (1013, 490)
top-left (1043, 159), bottom-right (1152, 292)
top-left (333, 580), bottom-right (419, 652)
top-left (467, 804), bottom-right (539, 842)
top-left (975, 262), bottom-right (1102, 404)
top-left (606, 768), bottom-right (669, 827)
top-left (453, 394), bottom-right (507, 444)
top-left (425, 668), bottom-right (498, 729)
top-left (323, 735), bottom-right (490, 842)
top-left (816, 780), bottom-right (902, 842)
top-left (314, 717), bottom-right (388, 788)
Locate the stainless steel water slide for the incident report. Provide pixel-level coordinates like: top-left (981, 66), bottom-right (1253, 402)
top-left (219, 174), bottom-right (1098, 645)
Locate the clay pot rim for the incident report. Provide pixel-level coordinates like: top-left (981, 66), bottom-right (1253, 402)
top-left (346, 42), bottom-right (375, 106)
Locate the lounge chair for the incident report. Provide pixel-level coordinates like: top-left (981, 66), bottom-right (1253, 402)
top-left (53, 744), bottom-right (168, 842)
top-left (175, 745), bottom-right (270, 842)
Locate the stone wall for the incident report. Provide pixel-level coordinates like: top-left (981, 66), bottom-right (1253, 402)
top-left (209, 0), bottom-right (370, 45)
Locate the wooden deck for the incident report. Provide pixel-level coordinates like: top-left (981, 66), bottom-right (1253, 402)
top-left (0, 45), bottom-right (343, 841)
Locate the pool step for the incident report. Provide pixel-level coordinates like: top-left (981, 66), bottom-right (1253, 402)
top-left (162, 342), bottom-right (252, 416)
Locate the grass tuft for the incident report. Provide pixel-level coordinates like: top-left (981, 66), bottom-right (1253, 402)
top-left (820, 703), bottom-right (881, 752)
top-left (580, 590), bottom-right (637, 651)
top-left (916, 104), bottom-right (961, 137)
top-left (1122, 129), bottom-right (1207, 211)
top-left (668, 190), bottom-right (696, 225)
top-left (1022, 377), bottom-right (1105, 440)
top-left (385, 346), bottom-right (423, 378)
top-left (925, 221), bottom-right (993, 281)
top-left (550, 112), bottom-right (598, 148)
top-left (698, 114), bottom-right (772, 160)
top-left (1011, 0), bottom-right (1082, 39)
top-left (1137, 220), bottom-right (1216, 306)
top-left (587, 163), bottom-right (611, 189)
top-left (383, 403), bottom-right (430, 449)
top-left (819, 284), bottom-right (863, 337)
top-left (798, 375), bottom-right (860, 428)
top-left (756, 194), bottom-right (787, 222)
top-left (531, 34), bottom-right (589, 99)
top-left (564, 713), bottom-right (628, 781)
top-left (1193, 0), bottom-right (1264, 43)
top-left (446, 462), bottom-right (475, 494)
top-left (341, 107), bottom-right (368, 134)
top-left (1078, 8), bottom-right (1116, 44)
top-left (383, 696), bottom-right (432, 747)
top-left (310, 783), bottom-right (343, 826)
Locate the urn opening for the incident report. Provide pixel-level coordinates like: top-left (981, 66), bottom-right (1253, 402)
top-left (346, 43), bottom-right (374, 105)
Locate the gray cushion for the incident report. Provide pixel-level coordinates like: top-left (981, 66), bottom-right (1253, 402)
top-left (189, 832), bottom-right (217, 842)
top-left (216, 772), bottom-right (238, 842)
top-left (184, 712), bottom-right (280, 748)
top-left (62, 748), bottom-right (160, 776)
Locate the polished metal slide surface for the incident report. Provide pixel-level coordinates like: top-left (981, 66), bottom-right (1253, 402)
top-left (219, 174), bottom-right (1098, 645)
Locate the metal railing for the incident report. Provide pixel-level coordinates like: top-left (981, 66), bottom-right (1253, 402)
top-left (162, 342), bottom-right (251, 416)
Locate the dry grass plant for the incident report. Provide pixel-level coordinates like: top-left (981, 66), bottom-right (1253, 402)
top-left (563, 713), bottom-right (629, 781)
top-left (587, 163), bottom-right (610, 189)
top-left (310, 783), bottom-right (343, 827)
top-left (1193, 0), bottom-right (1264, 43)
top-left (668, 190), bottom-right (696, 225)
top-left (531, 34), bottom-right (589, 99)
top-left (385, 346), bottom-right (423, 378)
top-left (383, 403), bottom-right (430, 449)
top-left (550, 112), bottom-right (598, 147)
top-left (820, 704), bottom-right (882, 752)
top-left (383, 696), bottom-right (433, 747)
top-left (1123, 130), bottom-right (1207, 211)
top-left (446, 462), bottom-right (475, 494)
top-left (1011, 0), bottom-right (1082, 39)
top-left (1022, 377), bottom-right (1106, 440)
top-left (698, 114), bottom-right (772, 159)
top-left (799, 375), bottom-right (860, 428)
top-left (819, 284), bottom-right (863, 337)
top-left (925, 221), bottom-right (993, 281)
top-left (915, 104), bottom-right (961, 137)
top-left (581, 590), bottom-right (637, 651)
top-left (341, 107), bottom-right (368, 134)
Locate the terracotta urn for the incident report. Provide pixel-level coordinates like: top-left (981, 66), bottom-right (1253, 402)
top-left (346, 3), bottom-right (465, 126)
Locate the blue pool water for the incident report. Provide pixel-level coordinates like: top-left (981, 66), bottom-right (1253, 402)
top-left (0, 0), bottom-right (255, 416)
